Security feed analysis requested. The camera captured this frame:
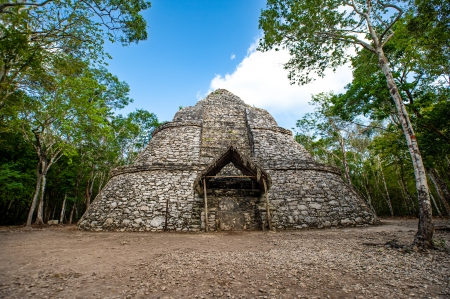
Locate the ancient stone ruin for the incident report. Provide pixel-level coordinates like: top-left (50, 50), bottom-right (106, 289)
top-left (78, 89), bottom-right (377, 231)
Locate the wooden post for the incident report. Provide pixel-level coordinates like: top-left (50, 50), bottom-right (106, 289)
top-left (263, 179), bottom-right (272, 231)
top-left (164, 196), bottom-right (169, 231)
top-left (203, 178), bottom-right (209, 232)
top-left (59, 194), bottom-right (67, 224)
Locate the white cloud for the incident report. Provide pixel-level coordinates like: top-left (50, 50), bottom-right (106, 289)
top-left (205, 40), bottom-right (353, 129)
top-left (230, 54), bottom-right (236, 60)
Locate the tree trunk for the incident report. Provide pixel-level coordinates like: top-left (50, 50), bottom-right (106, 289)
top-left (69, 165), bottom-right (84, 225)
top-left (7, 200), bottom-right (13, 211)
top-left (398, 160), bottom-right (417, 215)
top-left (362, 176), bottom-right (372, 205)
top-left (377, 156), bottom-right (393, 216)
top-left (69, 202), bottom-right (76, 225)
top-left (59, 194), bottom-right (67, 224)
top-left (89, 172), bottom-right (97, 202)
top-left (362, 183), bottom-right (377, 215)
top-left (97, 171), bottom-right (104, 195)
top-left (45, 199), bottom-right (51, 223)
top-left (34, 174), bottom-right (47, 225)
top-left (397, 180), bottom-right (412, 216)
top-left (85, 168), bottom-right (97, 211)
top-left (445, 156), bottom-right (450, 181)
top-left (377, 47), bottom-right (433, 249)
top-left (428, 169), bottom-right (450, 216)
top-left (50, 203), bottom-right (56, 221)
top-left (430, 193), bottom-right (442, 217)
top-left (430, 168), bottom-right (450, 204)
top-left (26, 165), bottom-right (43, 227)
top-left (339, 136), bottom-right (352, 185)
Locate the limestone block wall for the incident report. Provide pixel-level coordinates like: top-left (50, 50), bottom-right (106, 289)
top-left (134, 122), bottom-right (202, 164)
top-left (251, 129), bottom-right (312, 163)
top-left (200, 96), bottom-right (252, 164)
top-left (245, 107), bottom-right (278, 128)
top-left (266, 169), bottom-right (376, 228)
top-left (78, 170), bottom-right (203, 231)
top-left (172, 104), bottom-right (205, 121)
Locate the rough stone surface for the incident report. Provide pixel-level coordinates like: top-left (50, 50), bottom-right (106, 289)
top-left (78, 89), bottom-right (377, 231)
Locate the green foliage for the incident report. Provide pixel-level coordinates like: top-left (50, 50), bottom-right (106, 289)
top-left (268, 0), bottom-right (450, 220)
top-left (112, 109), bottom-right (160, 165)
top-left (0, 132), bottom-right (37, 224)
top-left (259, 0), bottom-right (355, 84)
top-left (295, 93), bottom-right (419, 216)
top-left (406, 0), bottom-right (450, 83)
top-left (0, 0), bottom-right (157, 225)
top-left (295, 47), bottom-right (450, 217)
top-left (0, 0), bottom-right (151, 105)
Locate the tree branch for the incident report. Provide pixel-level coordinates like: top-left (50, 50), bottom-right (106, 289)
top-left (315, 31), bottom-right (377, 53)
top-left (379, 5), bottom-right (403, 44)
top-left (345, 0), bottom-right (365, 17)
top-left (0, 0), bottom-right (53, 14)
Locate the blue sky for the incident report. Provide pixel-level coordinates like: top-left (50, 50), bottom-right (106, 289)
top-left (105, 0), bottom-right (353, 130)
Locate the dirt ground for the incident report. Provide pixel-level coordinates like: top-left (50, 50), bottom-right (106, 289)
top-left (0, 218), bottom-right (449, 299)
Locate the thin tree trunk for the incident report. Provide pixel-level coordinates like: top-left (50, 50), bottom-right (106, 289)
top-left (70, 163), bottom-right (84, 225)
top-left (376, 47), bottom-right (433, 249)
top-left (370, 162), bottom-right (383, 212)
top-left (396, 166), bottom-right (413, 216)
top-left (35, 197), bottom-right (44, 225)
top-left (378, 156), bottom-right (393, 216)
top-left (34, 174), bottom-right (47, 225)
top-left (445, 156), bottom-right (450, 181)
top-left (398, 160), bottom-right (417, 215)
top-left (430, 168), bottom-right (450, 204)
top-left (362, 176), bottom-right (372, 205)
top-left (329, 121), bottom-right (352, 186)
top-left (363, 168), bottom-right (373, 200)
top-left (397, 180), bottom-right (411, 216)
top-left (50, 204), bottom-right (56, 221)
top-left (89, 172), bottom-right (97, 201)
top-left (339, 136), bottom-right (351, 185)
top-left (361, 172), bottom-right (377, 214)
top-left (430, 193), bottom-right (442, 217)
top-left (59, 194), bottom-right (67, 224)
top-left (26, 168), bottom-right (43, 227)
top-left (85, 168), bottom-right (97, 211)
top-left (428, 169), bottom-right (450, 216)
top-left (97, 172), bottom-right (104, 195)
top-left (7, 200), bottom-right (13, 211)
top-left (69, 202), bottom-right (76, 225)
top-left (45, 199), bottom-right (51, 223)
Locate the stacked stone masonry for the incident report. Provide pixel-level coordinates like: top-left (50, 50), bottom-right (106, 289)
top-left (78, 89), bottom-right (377, 231)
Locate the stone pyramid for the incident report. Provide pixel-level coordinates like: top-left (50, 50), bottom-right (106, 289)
top-left (78, 89), bottom-right (377, 231)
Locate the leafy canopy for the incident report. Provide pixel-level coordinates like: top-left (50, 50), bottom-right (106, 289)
top-left (258, 0), bottom-right (407, 85)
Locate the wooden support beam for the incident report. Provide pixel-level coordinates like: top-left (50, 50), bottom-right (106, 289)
top-left (203, 178), bottom-right (209, 232)
top-left (263, 178), bottom-right (272, 231)
top-left (164, 195), bottom-right (169, 231)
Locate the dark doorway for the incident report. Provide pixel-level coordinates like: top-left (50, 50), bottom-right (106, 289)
top-left (207, 167), bottom-right (262, 230)
top-left (194, 146), bottom-right (272, 231)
